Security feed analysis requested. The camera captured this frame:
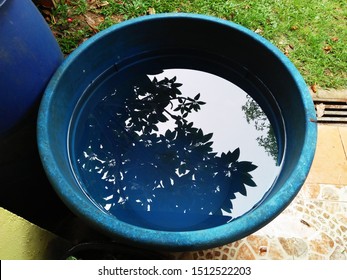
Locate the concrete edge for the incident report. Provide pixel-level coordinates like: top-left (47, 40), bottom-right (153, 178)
top-left (0, 207), bottom-right (71, 260)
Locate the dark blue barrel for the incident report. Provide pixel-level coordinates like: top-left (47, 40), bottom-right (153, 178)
top-left (0, 0), bottom-right (71, 235)
top-left (0, 0), bottom-right (63, 135)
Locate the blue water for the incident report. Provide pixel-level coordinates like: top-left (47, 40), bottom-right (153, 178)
top-left (68, 55), bottom-right (283, 231)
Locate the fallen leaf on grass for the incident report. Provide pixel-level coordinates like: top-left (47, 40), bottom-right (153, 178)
top-left (40, 8), bottom-right (53, 18)
top-left (84, 13), bottom-right (104, 32)
top-left (323, 45), bottom-right (332, 53)
top-left (88, 0), bottom-right (110, 9)
top-left (290, 25), bottom-right (298, 31)
top-left (33, 0), bottom-right (56, 8)
top-left (310, 84), bottom-right (318, 93)
top-left (97, 1), bottom-right (110, 8)
top-left (284, 44), bottom-right (294, 56)
top-left (254, 28), bottom-right (263, 34)
top-left (147, 7), bottom-right (156, 15)
top-left (85, 14), bottom-right (96, 27)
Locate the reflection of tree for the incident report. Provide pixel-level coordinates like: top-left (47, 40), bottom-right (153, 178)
top-left (241, 96), bottom-right (278, 162)
top-left (77, 71), bottom-right (258, 220)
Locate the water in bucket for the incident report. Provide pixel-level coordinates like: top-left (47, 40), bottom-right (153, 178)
top-left (68, 54), bottom-right (284, 231)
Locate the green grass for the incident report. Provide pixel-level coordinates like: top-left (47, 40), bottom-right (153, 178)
top-left (47, 0), bottom-right (346, 89)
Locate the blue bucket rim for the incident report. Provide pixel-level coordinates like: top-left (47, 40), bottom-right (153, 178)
top-left (38, 13), bottom-right (317, 250)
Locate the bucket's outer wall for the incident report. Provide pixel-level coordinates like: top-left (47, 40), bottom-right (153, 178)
top-left (0, 0), bottom-right (63, 135)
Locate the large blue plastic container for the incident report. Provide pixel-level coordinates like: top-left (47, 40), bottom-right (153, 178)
top-left (0, 0), bottom-right (63, 135)
top-left (0, 0), bottom-right (68, 232)
top-left (38, 14), bottom-right (317, 251)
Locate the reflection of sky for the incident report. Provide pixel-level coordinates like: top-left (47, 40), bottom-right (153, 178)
top-left (150, 69), bottom-right (280, 218)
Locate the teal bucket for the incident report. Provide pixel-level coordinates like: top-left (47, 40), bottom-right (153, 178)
top-left (38, 14), bottom-right (317, 251)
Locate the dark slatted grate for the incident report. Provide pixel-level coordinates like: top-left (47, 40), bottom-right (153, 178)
top-left (313, 98), bottom-right (347, 123)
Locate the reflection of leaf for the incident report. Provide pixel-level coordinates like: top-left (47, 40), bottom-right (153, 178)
top-left (238, 185), bottom-right (247, 196)
top-left (240, 173), bottom-right (257, 187)
top-left (232, 176), bottom-right (247, 196)
top-left (197, 100), bottom-right (206, 105)
top-left (157, 114), bottom-right (169, 122)
top-left (173, 83), bottom-right (183, 88)
top-left (227, 148), bottom-right (240, 163)
top-left (221, 198), bottom-right (233, 212)
top-left (165, 129), bottom-right (176, 141)
top-left (235, 161), bottom-right (258, 172)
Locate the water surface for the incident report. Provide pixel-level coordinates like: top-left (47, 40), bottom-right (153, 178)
top-left (69, 57), bottom-right (282, 231)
